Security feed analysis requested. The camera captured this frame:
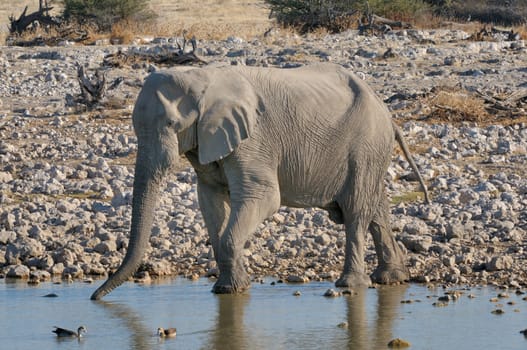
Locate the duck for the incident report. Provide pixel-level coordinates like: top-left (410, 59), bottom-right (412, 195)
top-left (157, 327), bottom-right (177, 338)
top-left (52, 325), bottom-right (87, 338)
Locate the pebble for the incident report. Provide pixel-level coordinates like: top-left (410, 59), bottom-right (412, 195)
top-left (323, 288), bottom-right (342, 297)
top-left (6, 264), bottom-right (29, 278)
top-left (491, 309), bottom-right (505, 315)
top-left (43, 293), bottom-right (58, 298)
top-left (287, 275), bottom-right (309, 283)
top-left (388, 338), bottom-right (411, 348)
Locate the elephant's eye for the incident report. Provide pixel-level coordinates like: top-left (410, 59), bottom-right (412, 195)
top-left (166, 120), bottom-right (180, 132)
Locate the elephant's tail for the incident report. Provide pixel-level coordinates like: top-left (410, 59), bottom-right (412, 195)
top-left (392, 121), bottom-right (431, 204)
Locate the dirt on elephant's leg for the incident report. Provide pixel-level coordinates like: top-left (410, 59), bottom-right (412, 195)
top-left (369, 198), bottom-right (409, 284)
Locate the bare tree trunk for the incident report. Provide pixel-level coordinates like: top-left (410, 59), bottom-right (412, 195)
top-left (77, 65), bottom-right (107, 106)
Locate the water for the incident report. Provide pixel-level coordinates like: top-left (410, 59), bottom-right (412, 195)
top-left (1, 278), bottom-right (526, 350)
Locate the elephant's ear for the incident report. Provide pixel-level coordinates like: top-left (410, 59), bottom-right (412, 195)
top-left (197, 73), bottom-right (260, 165)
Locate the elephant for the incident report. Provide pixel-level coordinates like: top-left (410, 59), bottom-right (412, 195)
top-left (91, 63), bottom-right (430, 300)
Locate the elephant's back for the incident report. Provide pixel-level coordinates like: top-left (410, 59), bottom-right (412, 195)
top-left (246, 64), bottom-right (393, 148)
top-left (243, 63), bottom-right (391, 124)
top-left (240, 64), bottom-right (394, 205)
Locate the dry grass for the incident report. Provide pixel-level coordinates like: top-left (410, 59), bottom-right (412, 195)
top-left (414, 86), bottom-right (527, 127)
top-left (0, 0), bottom-right (271, 42)
top-left (109, 20), bottom-right (138, 44)
top-left (391, 191), bottom-right (427, 205)
top-left (425, 87), bottom-right (490, 123)
top-left (513, 24), bottom-right (527, 40)
top-left (411, 13), bottom-right (446, 29)
top-left (151, 0), bottom-right (270, 39)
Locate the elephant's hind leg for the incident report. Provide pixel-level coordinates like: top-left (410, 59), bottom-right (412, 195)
top-left (335, 161), bottom-right (378, 288)
top-left (335, 214), bottom-right (372, 288)
top-left (369, 197), bottom-right (409, 284)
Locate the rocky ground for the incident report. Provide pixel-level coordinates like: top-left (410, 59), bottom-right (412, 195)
top-left (0, 28), bottom-right (526, 289)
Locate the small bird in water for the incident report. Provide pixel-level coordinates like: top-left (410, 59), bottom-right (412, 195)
top-left (520, 329), bottom-right (527, 337)
top-left (52, 326), bottom-right (87, 338)
top-left (157, 327), bottom-right (177, 338)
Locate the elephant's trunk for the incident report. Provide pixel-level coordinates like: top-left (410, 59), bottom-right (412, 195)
top-left (91, 159), bottom-right (160, 300)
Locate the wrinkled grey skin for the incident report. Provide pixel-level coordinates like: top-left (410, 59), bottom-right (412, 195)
top-left (91, 63), bottom-right (430, 300)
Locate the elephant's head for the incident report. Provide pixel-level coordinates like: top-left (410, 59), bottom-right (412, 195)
top-left (91, 67), bottom-right (261, 300)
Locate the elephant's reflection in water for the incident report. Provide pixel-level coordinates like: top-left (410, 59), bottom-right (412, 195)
top-left (346, 285), bottom-right (408, 349)
top-left (94, 284), bottom-right (406, 349)
top-left (205, 294), bottom-right (250, 350)
top-left (204, 284), bottom-right (407, 350)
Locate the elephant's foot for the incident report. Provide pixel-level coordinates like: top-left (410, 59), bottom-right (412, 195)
top-left (212, 268), bottom-right (251, 294)
top-left (335, 271), bottom-right (371, 288)
top-left (371, 264), bottom-right (409, 285)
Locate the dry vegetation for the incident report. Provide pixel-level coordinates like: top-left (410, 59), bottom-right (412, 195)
top-left (2, 0), bottom-right (527, 43)
top-left (152, 0), bottom-right (270, 39)
top-left (426, 87), bottom-right (490, 124)
top-left (0, 0), bottom-right (271, 43)
top-left (386, 84), bottom-right (527, 127)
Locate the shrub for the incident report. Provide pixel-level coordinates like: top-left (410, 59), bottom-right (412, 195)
top-left (60, 0), bottom-right (153, 31)
top-left (266, 0), bottom-right (430, 33)
top-left (430, 0), bottom-right (527, 25)
top-left (266, 0), bottom-right (361, 33)
top-left (366, 0), bottom-right (430, 21)
top-left (427, 87), bottom-right (489, 123)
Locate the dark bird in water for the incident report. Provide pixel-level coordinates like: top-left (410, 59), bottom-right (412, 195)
top-left (520, 329), bottom-right (527, 337)
top-left (52, 326), bottom-right (87, 338)
top-left (157, 327), bottom-right (177, 338)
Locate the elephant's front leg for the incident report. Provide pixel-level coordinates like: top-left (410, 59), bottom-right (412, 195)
top-left (213, 171), bottom-right (281, 294)
top-left (196, 179), bottom-right (230, 262)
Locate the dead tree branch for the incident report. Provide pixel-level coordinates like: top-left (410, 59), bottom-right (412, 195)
top-left (359, 13), bottom-right (412, 35)
top-left (468, 26), bottom-right (521, 42)
top-left (491, 27), bottom-right (521, 41)
top-left (103, 36), bottom-right (205, 68)
top-left (77, 65), bottom-right (107, 106)
top-left (9, 3), bottom-right (59, 34)
top-left (371, 14), bottom-right (412, 29)
top-left (475, 88), bottom-right (527, 118)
